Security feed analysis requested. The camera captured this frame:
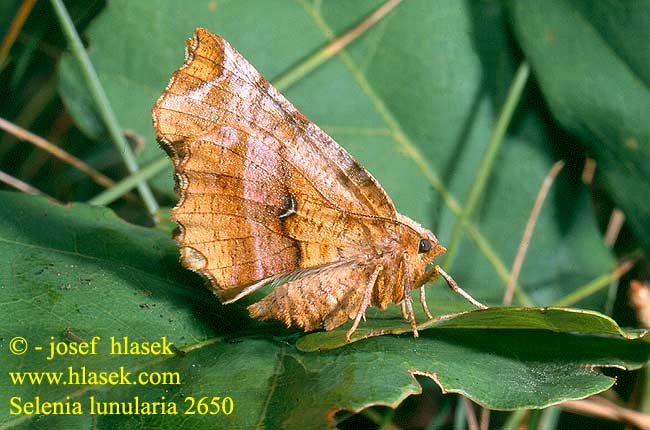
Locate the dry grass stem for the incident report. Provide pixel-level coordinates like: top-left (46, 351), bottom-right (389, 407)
top-left (581, 157), bottom-right (596, 184)
top-left (0, 169), bottom-right (59, 203)
top-left (461, 397), bottom-right (479, 430)
top-left (0, 117), bottom-right (115, 188)
top-left (323, 0), bottom-right (402, 57)
top-left (604, 208), bottom-right (625, 249)
top-left (503, 160), bottom-right (565, 305)
top-left (0, 117), bottom-right (140, 204)
top-left (561, 396), bottom-right (650, 430)
top-left (0, 0), bottom-right (37, 66)
top-left (479, 406), bottom-right (490, 430)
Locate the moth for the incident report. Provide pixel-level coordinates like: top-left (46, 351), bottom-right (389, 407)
top-left (153, 28), bottom-right (486, 341)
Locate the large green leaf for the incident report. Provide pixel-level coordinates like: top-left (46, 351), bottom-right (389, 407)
top-left (0, 192), bottom-right (648, 430)
top-left (508, 0), bottom-right (650, 253)
top-left (297, 306), bottom-right (650, 351)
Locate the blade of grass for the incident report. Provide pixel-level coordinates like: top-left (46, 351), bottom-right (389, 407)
top-left (442, 62), bottom-right (530, 274)
top-left (527, 409), bottom-right (545, 430)
top-left (48, 0), bottom-right (159, 219)
top-left (376, 408), bottom-right (397, 430)
top-left (604, 208), bottom-right (625, 249)
top-left (560, 397), bottom-right (650, 429)
top-left (462, 397), bottom-right (479, 430)
top-left (453, 396), bottom-right (467, 430)
top-left (0, 117), bottom-right (112, 190)
top-left (537, 407), bottom-right (562, 430)
top-left (501, 409), bottom-right (527, 430)
top-left (479, 406), bottom-right (490, 430)
top-left (274, 0), bottom-right (402, 92)
top-left (640, 367), bottom-right (650, 415)
top-left (553, 259), bottom-right (636, 307)
top-left (88, 156), bottom-right (169, 206)
top-left (581, 157), bottom-right (596, 184)
top-left (0, 169), bottom-right (58, 203)
top-left (587, 158), bottom-right (626, 314)
top-left (0, 0), bottom-right (37, 68)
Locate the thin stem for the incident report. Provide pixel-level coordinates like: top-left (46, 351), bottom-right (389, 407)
top-left (453, 396), bottom-right (467, 430)
top-left (0, 169), bottom-right (58, 202)
top-left (443, 62), bottom-right (530, 271)
top-left (0, 0), bottom-right (37, 67)
top-left (376, 408), bottom-right (396, 430)
top-left (629, 280), bottom-right (650, 328)
top-left (274, 0), bottom-right (402, 92)
top-left (604, 208), bottom-right (625, 249)
top-left (48, 0), bottom-right (159, 218)
top-left (503, 160), bottom-right (565, 305)
top-left (501, 409), bottom-right (527, 430)
top-left (553, 259), bottom-right (635, 307)
top-left (479, 406), bottom-right (490, 430)
top-left (463, 221), bottom-right (534, 305)
top-left (560, 396), bottom-right (650, 429)
top-left (461, 397), bottom-right (479, 430)
top-left (640, 366), bottom-right (650, 415)
top-left (88, 156), bottom-right (169, 206)
top-left (0, 117), bottom-right (115, 190)
top-left (581, 157), bottom-right (596, 184)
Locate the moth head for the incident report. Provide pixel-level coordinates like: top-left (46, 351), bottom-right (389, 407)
top-left (396, 214), bottom-right (446, 264)
top-left (416, 230), bottom-right (446, 264)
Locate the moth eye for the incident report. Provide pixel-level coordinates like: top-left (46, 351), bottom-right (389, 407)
top-left (418, 238), bottom-right (432, 254)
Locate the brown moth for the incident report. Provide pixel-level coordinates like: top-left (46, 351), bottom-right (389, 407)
top-left (152, 28), bottom-right (486, 341)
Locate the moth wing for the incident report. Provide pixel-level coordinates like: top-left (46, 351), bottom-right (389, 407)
top-left (153, 28), bottom-right (398, 301)
top-left (248, 262), bottom-right (380, 331)
top-left (154, 28), bottom-right (395, 216)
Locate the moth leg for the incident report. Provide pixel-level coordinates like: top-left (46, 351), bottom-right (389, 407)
top-left (435, 265), bottom-right (487, 309)
top-left (345, 265), bottom-right (383, 342)
top-left (400, 301), bottom-right (408, 320)
top-left (418, 266), bottom-right (439, 286)
top-left (419, 287), bottom-right (434, 319)
top-left (403, 253), bottom-right (419, 337)
top-left (415, 267), bottom-right (437, 319)
top-left (403, 280), bottom-right (418, 337)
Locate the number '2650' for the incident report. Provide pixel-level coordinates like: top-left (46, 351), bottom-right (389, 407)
top-left (184, 396), bottom-right (234, 415)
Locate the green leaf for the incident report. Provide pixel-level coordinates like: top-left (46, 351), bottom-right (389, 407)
top-left (297, 306), bottom-right (650, 351)
top-left (0, 193), bottom-right (648, 430)
top-left (508, 0), bottom-right (650, 253)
